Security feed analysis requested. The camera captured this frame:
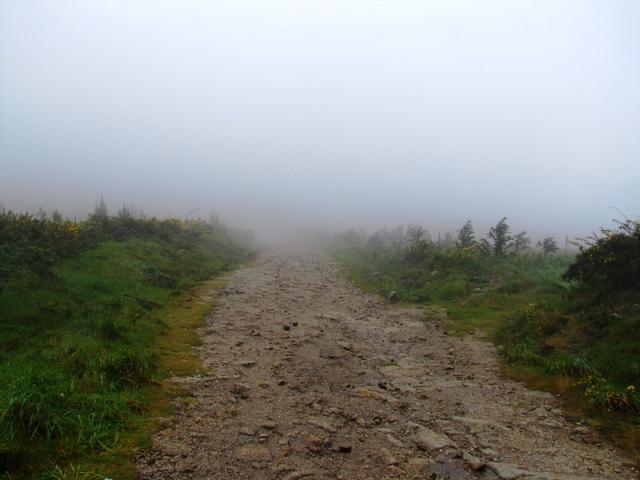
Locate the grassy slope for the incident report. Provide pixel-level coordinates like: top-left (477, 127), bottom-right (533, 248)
top-left (334, 247), bottom-right (570, 334)
top-left (0, 233), bottom-right (250, 479)
top-left (334, 247), bottom-right (640, 454)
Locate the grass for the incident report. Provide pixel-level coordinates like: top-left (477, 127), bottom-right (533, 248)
top-left (70, 278), bottom-right (227, 479)
top-left (334, 247), bottom-right (571, 336)
top-left (0, 232), bottom-right (251, 478)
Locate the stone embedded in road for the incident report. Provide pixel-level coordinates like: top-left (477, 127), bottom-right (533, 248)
top-left (413, 426), bottom-right (453, 451)
top-left (306, 434), bottom-right (331, 453)
top-left (374, 447), bottom-right (399, 466)
top-left (408, 457), bottom-right (432, 471)
top-left (487, 462), bottom-right (603, 480)
top-left (487, 462), bottom-right (533, 479)
top-left (336, 444), bottom-right (352, 453)
top-left (463, 451), bottom-right (485, 471)
top-left (308, 416), bottom-right (337, 433)
top-left (315, 312), bottom-right (340, 321)
top-left (235, 360), bottom-right (256, 367)
top-left (282, 471), bottom-right (316, 480)
top-left (232, 382), bottom-right (251, 399)
top-left (385, 434), bottom-right (404, 448)
top-left (452, 416), bottom-right (492, 434)
top-left (235, 444), bottom-right (272, 462)
top-left (352, 386), bottom-right (389, 401)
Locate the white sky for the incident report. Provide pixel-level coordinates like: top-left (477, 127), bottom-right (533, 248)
top-left (1, 0), bottom-right (639, 239)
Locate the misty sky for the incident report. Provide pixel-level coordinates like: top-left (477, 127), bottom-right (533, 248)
top-left (1, 0), bottom-right (639, 240)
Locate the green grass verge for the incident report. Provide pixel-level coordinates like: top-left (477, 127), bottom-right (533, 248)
top-left (334, 247), bottom-right (570, 334)
top-left (0, 233), bottom-right (251, 478)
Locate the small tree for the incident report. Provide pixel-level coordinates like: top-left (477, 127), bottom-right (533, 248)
top-left (537, 237), bottom-right (558, 256)
top-left (94, 195), bottom-right (109, 219)
top-left (51, 210), bottom-right (63, 222)
top-left (406, 224), bottom-right (426, 252)
top-left (486, 217), bottom-right (512, 257)
top-left (477, 238), bottom-right (492, 256)
top-left (456, 220), bottom-right (475, 249)
top-left (117, 202), bottom-right (132, 219)
top-left (512, 231), bottom-right (530, 254)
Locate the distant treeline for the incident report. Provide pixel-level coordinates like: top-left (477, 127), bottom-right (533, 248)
top-left (330, 218), bottom-right (562, 257)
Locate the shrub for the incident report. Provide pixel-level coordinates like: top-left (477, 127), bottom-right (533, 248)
top-left (485, 217), bottom-right (512, 257)
top-left (538, 237), bottom-right (559, 256)
top-left (583, 376), bottom-right (639, 412)
top-left (564, 219), bottom-right (640, 294)
top-left (456, 220), bottom-right (476, 249)
top-left (0, 210), bottom-right (237, 289)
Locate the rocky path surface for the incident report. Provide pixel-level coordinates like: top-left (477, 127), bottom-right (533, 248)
top-left (137, 250), bottom-right (637, 479)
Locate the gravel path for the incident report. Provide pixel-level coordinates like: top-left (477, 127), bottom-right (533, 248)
top-left (137, 250), bottom-right (636, 479)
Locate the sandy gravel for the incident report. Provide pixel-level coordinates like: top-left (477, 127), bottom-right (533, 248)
top-left (137, 250), bottom-right (637, 479)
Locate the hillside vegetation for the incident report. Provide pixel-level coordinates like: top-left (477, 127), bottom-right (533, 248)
top-left (332, 219), bottom-right (640, 431)
top-left (0, 208), bottom-right (255, 478)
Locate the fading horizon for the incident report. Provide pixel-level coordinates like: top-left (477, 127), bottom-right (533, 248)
top-left (1, 0), bottom-right (639, 241)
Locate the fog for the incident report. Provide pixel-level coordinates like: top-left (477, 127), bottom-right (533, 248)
top-left (1, 0), bottom-right (639, 242)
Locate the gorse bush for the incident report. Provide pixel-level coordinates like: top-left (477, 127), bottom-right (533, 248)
top-left (0, 211), bottom-right (79, 283)
top-left (582, 376), bottom-right (640, 412)
top-left (565, 219), bottom-right (640, 294)
top-left (0, 209), bottom-right (237, 288)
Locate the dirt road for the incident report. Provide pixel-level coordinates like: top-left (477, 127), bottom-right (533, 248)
top-left (137, 250), bottom-right (636, 479)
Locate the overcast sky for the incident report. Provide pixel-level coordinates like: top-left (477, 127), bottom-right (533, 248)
top-left (1, 0), bottom-right (638, 240)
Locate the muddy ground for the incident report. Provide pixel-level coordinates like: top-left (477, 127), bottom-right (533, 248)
top-left (137, 250), bottom-right (637, 479)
